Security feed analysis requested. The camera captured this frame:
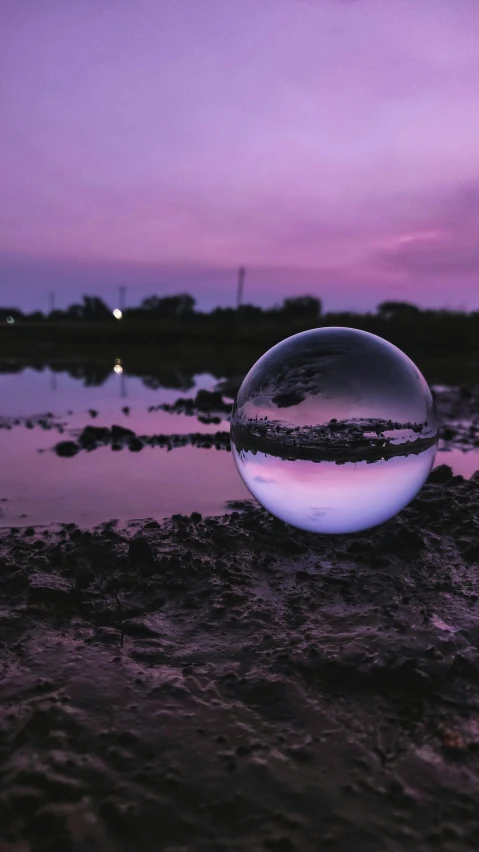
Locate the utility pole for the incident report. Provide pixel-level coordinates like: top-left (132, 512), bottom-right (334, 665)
top-left (236, 267), bottom-right (246, 310)
top-left (48, 291), bottom-right (55, 315)
top-left (119, 286), bottom-right (126, 311)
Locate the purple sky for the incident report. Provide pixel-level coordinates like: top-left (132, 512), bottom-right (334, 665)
top-left (1, 0), bottom-right (478, 312)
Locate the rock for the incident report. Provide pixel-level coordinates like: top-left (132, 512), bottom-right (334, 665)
top-left (128, 536), bottom-right (153, 565)
top-left (442, 426), bottom-right (457, 440)
top-left (78, 425), bottom-right (110, 449)
top-left (111, 424), bottom-right (135, 439)
top-left (428, 464), bottom-right (453, 483)
top-left (54, 441), bottom-right (79, 457)
top-left (28, 573), bottom-right (73, 601)
top-left (194, 389), bottom-right (229, 413)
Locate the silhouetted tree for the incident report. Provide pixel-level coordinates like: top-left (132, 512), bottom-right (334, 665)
top-left (65, 303), bottom-right (85, 319)
top-left (140, 294), bottom-right (196, 317)
top-left (377, 301), bottom-right (421, 319)
top-left (275, 296), bottom-right (322, 319)
top-left (237, 303), bottom-right (265, 319)
top-left (81, 296), bottom-right (111, 321)
top-left (0, 308), bottom-right (23, 321)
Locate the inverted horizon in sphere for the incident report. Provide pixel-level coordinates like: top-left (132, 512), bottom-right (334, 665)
top-left (231, 327), bottom-right (438, 533)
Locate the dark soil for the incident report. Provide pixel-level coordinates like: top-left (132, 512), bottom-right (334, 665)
top-left (1, 468), bottom-right (479, 851)
top-left (54, 426), bottom-right (231, 457)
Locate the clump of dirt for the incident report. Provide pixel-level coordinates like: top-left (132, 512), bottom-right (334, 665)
top-left (148, 389), bottom-right (232, 424)
top-left (0, 413), bottom-right (65, 433)
top-left (1, 468), bottom-right (479, 851)
top-left (54, 426), bottom-right (231, 457)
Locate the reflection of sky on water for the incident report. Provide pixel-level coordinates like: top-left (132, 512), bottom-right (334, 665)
top-left (435, 447), bottom-right (479, 479)
top-left (0, 365), bottom-right (477, 527)
top-left (0, 368), bottom-right (215, 424)
top-left (0, 437), bottom-right (250, 528)
top-left (233, 445), bottom-right (437, 534)
top-left (0, 368), bottom-right (246, 527)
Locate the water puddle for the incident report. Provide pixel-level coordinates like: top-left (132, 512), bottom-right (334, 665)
top-left (0, 367), bottom-right (477, 527)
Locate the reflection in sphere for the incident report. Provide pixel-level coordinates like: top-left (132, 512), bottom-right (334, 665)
top-left (230, 327), bottom-right (438, 534)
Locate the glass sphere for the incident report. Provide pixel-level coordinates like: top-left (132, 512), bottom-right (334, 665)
top-left (231, 327), bottom-right (438, 534)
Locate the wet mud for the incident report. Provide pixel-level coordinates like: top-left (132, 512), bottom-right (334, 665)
top-left (1, 468), bottom-right (479, 850)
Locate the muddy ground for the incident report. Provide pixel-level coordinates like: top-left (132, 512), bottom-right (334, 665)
top-left (1, 465), bottom-right (479, 852)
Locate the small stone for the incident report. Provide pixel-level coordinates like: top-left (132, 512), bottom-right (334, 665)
top-left (438, 726), bottom-right (466, 752)
top-left (55, 441), bottom-right (79, 457)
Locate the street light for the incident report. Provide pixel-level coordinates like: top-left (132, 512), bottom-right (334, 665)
top-left (113, 309), bottom-right (122, 320)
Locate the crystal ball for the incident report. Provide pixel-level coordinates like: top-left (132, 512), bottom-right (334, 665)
top-left (231, 327), bottom-right (438, 534)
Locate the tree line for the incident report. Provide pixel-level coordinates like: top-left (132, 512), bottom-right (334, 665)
top-left (1, 294), bottom-right (478, 363)
top-left (0, 293), bottom-right (323, 322)
top-left (2, 292), bottom-right (477, 323)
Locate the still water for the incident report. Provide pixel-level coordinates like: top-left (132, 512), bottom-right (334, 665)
top-left (0, 366), bottom-right (477, 527)
top-left (0, 367), bottom-right (249, 526)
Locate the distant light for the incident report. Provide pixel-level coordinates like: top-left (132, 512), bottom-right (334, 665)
top-left (114, 364), bottom-right (123, 374)
top-left (113, 309), bottom-right (123, 319)
top-left (6, 316), bottom-right (15, 325)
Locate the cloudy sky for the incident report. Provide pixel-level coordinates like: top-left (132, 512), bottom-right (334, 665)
top-left (1, 0), bottom-right (478, 312)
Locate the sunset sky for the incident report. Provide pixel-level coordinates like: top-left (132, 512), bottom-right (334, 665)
top-left (1, 0), bottom-right (478, 312)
